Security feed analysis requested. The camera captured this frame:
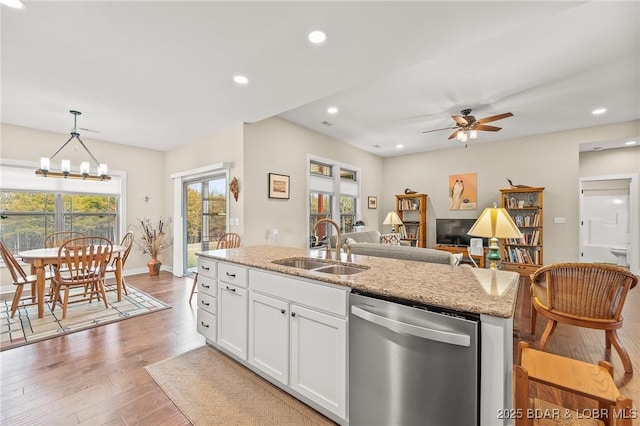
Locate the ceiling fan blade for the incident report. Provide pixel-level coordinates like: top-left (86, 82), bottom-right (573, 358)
top-left (452, 115), bottom-right (468, 125)
top-left (474, 124), bottom-right (501, 132)
top-left (475, 112), bottom-right (513, 124)
top-left (448, 130), bottom-right (460, 140)
top-left (422, 126), bottom-right (458, 134)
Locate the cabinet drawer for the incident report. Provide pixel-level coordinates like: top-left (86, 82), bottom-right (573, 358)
top-left (197, 257), bottom-right (217, 279)
top-left (218, 262), bottom-right (248, 288)
top-left (197, 308), bottom-right (217, 342)
top-left (197, 292), bottom-right (217, 315)
top-left (197, 275), bottom-right (217, 297)
top-left (250, 270), bottom-right (348, 317)
top-left (502, 262), bottom-right (541, 277)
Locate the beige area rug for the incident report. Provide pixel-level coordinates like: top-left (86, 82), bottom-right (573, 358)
top-left (145, 345), bottom-right (335, 425)
top-left (1, 284), bottom-right (170, 351)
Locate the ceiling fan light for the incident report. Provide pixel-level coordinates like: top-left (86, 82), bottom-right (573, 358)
top-left (456, 130), bottom-right (464, 141)
top-left (460, 132), bottom-right (468, 142)
top-left (470, 130), bottom-right (478, 139)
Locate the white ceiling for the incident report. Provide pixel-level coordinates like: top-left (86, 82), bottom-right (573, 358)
top-left (1, 1), bottom-right (638, 157)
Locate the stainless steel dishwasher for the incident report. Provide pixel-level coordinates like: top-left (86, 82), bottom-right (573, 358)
top-left (349, 291), bottom-right (479, 426)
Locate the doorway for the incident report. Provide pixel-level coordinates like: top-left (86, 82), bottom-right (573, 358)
top-left (579, 175), bottom-right (638, 274)
top-left (183, 174), bottom-right (228, 276)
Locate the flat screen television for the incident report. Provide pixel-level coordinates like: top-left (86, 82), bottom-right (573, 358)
top-left (436, 218), bottom-right (488, 247)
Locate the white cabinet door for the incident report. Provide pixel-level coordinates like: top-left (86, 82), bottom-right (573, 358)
top-left (248, 292), bottom-right (289, 385)
top-left (290, 304), bottom-right (347, 419)
top-left (217, 282), bottom-right (248, 360)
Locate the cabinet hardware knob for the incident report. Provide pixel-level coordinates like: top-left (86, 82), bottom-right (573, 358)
top-left (201, 322), bottom-right (209, 328)
top-left (201, 301), bottom-right (210, 306)
top-left (226, 285), bottom-right (236, 292)
top-left (202, 284), bottom-right (210, 289)
top-left (280, 309), bottom-right (286, 314)
top-left (291, 312), bottom-right (296, 317)
top-left (226, 272), bottom-right (236, 278)
top-left (202, 266), bottom-right (210, 271)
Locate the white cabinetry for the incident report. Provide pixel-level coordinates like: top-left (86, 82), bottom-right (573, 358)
top-left (217, 262), bottom-right (249, 360)
top-left (249, 270), bottom-right (347, 420)
top-left (248, 292), bottom-right (290, 385)
top-left (196, 257), bottom-right (217, 342)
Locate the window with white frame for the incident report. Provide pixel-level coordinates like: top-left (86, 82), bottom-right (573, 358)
top-left (308, 158), bottom-right (361, 248)
top-left (0, 160), bottom-right (124, 256)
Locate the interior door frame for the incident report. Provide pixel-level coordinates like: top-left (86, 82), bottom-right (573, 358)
top-left (579, 173), bottom-right (638, 275)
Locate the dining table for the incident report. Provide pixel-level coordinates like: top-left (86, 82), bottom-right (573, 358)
top-left (19, 245), bottom-right (127, 318)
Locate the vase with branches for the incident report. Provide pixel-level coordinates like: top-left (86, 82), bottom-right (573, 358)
top-left (135, 217), bottom-right (172, 276)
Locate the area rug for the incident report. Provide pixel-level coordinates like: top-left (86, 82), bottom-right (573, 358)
top-left (145, 345), bottom-right (334, 425)
top-left (0, 284), bottom-right (170, 351)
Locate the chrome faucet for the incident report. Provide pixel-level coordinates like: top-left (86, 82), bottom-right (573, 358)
top-left (314, 218), bottom-right (342, 261)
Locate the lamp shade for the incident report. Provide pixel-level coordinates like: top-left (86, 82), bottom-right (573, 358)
top-left (467, 207), bottom-right (522, 239)
top-left (383, 211), bottom-right (403, 226)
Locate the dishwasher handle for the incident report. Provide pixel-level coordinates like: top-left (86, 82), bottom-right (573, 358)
top-left (351, 305), bottom-right (471, 347)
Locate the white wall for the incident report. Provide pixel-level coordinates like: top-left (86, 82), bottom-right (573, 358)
top-left (243, 117), bottom-right (384, 248)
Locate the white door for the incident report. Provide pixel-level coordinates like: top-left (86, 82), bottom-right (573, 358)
top-left (579, 176), bottom-right (638, 274)
top-left (217, 283), bottom-right (248, 360)
top-left (248, 292), bottom-right (290, 385)
top-left (290, 304), bottom-right (346, 418)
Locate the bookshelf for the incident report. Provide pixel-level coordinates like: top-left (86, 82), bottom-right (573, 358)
top-left (500, 187), bottom-right (545, 277)
top-left (395, 193), bottom-right (427, 247)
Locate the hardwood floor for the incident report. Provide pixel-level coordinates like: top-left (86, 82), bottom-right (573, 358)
top-left (1, 273), bottom-right (638, 425)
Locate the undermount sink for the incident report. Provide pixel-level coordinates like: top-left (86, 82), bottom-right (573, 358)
top-left (271, 257), bottom-right (369, 275)
top-left (313, 264), bottom-right (368, 275)
top-left (272, 258), bottom-right (330, 270)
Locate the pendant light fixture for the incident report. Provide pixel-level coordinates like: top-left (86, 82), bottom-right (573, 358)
top-left (36, 110), bottom-right (110, 181)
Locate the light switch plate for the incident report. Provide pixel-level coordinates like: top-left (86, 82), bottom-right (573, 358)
top-left (553, 217), bottom-right (565, 224)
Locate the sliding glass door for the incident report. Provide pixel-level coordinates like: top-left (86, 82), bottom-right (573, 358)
top-left (183, 174), bottom-right (227, 276)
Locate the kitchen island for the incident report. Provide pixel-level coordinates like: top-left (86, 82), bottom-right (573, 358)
top-left (196, 245), bottom-right (520, 425)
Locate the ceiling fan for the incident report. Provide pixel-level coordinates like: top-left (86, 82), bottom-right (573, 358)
top-left (422, 108), bottom-right (513, 141)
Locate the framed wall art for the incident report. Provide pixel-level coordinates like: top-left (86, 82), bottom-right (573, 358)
top-left (368, 196), bottom-right (377, 209)
top-left (268, 173), bottom-right (290, 199)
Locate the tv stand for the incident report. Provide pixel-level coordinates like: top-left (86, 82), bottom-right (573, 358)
top-left (434, 244), bottom-right (487, 268)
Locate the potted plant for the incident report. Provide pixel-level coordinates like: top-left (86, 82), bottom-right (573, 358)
top-left (135, 217), bottom-right (172, 276)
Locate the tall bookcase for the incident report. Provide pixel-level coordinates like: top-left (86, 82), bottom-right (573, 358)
top-left (500, 187), bottom-right (545, 276)
top-left (395, 193), bottom-right (427, 248)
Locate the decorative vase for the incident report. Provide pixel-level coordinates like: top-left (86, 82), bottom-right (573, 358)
top-left (147, 258), bottom-right (161, 276)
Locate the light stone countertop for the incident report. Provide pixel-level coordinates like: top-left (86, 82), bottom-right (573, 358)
top-left (196, 245), bottom-right (520, 318)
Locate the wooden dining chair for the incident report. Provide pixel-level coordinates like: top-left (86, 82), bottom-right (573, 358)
top-left (44, 231), bottom-right (88, 248)
top-left (50, 236), bottom-right (113, 319)
top-left (104, 231), bottom-right (134, 295)
top-left (0, 239), bottom-right (55, 318)
top-left (189, 232), bottom-right (241, 303)
top-left (530, 262), bottom-right (638, 374)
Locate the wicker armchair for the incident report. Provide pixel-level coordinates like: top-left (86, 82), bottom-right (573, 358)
top-left (530, 262), bottom-right (637, 374)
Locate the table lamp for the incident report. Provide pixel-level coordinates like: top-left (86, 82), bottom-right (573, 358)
top-left (467, 203), bottom-right (522, 270)
top-left (383, 211), bottom-right (403, 233)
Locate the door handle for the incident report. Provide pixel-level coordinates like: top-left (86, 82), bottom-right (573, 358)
top-left (351, 305), bottom-right (470, 347)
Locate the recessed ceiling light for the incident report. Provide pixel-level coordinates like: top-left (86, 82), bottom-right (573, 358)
top-left (233, 75), bottom-right (249, 85)
top-left (327, 106), bottom-right (338, 115)
top-left (308, 30), bottom-right (326, 44)
top-left (0, 0), bottom-right (25, 9)
top-left (591, 108), bottom-right (607, 115)
top-left (625, 140), bottom-right (637, 146)
top-left (396, 144), bottom-right (404, 149)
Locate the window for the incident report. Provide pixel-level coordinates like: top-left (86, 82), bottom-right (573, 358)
top-left (308, 157), bottom-right (361, 248)
top-left (0, 191), bottom-right (119, 255)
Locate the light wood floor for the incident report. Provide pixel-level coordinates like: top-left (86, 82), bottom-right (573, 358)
top-left (1, 273), bottom-right (638, 425)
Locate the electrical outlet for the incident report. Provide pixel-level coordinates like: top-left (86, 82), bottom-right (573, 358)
top-left (553, 217), bottom-right (565, 224)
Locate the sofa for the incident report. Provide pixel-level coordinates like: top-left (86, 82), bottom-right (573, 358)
top-left (329, 230), bottom-right (383, 247)
top-left (347, 242), bottom-right (460, 266)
